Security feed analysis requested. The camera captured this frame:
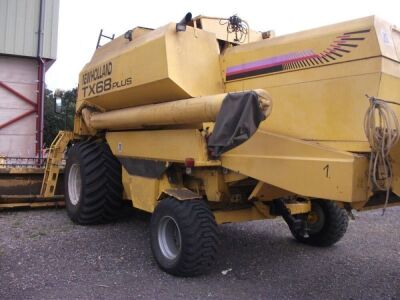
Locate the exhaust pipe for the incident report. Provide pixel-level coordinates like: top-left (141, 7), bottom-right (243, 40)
top-left (176, 12), bottom-right (192, 32)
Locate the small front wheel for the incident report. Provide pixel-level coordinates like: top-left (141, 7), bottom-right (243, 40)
top-left (150, 197), bottom-right (219, 276)
top-left (289, 200), bottom-right (349, 247)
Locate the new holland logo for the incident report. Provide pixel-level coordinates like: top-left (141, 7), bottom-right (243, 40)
top-left (81, 61), bottom-right (133, 97)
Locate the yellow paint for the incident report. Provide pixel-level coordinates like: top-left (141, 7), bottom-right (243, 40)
top-left (40, 131), bottom-right (74, 198)
top-left (221, 130), bottom-right (369, 202)
top-left (286, 202), bottom-right (312, 215)
top-left (248, 181), bottom-right (293, 201)
top-left (76, 23), bottom-right (224, 111)
top-left (0, 201), bottom-right (65, 209)
top-left (189, 169), bottom-right (230, 202)
top-left (213, 207), bottom-right (266, 224)
top-left (121, 168), bottom-right (156, 213)
top-left (106, 129), bottom-right (219, 166)
top-left (223, 16), bottom-right (400, 151)
top-left (79, 89), bottom-right (270, 131)
top-left (67, 15), bottom-right (400, 214)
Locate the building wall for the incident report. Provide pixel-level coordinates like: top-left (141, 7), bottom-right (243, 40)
top-left (0, 0), bottom-right (59, 59)
top-left (0, 56), bottom-right (38, 158)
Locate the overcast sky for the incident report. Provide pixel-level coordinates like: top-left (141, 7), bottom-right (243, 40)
top-left (46, 0), bottom-right (400, 91)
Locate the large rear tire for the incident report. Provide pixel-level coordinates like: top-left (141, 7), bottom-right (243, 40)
top-left (289, 200), bottom-right (349, 247)
top-left (64, 139), bottom-right (123, 225)
top-left (150, 197), bottom-right (219, 277)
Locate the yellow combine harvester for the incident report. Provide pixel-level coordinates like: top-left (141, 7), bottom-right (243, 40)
top-left (53, 14), bottom-right (400, 276)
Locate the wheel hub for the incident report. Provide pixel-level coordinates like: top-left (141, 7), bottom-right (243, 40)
top-left (306, 203), bottom-right (325, 234)
top-left (157, 216), bottom-right (182, 260)
top-left (68, 163), bottom-right (81, 206)
top-left (307, 211), bottom-right (319, 224)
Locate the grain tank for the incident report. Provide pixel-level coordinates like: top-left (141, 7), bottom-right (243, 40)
top-left (62, 14), bottom-right (400, 276)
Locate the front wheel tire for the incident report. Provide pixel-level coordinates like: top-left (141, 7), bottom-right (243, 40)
top-left (289, 200), bottom-right (349, 247)
top-left (150, 197), bottom-right (220, 277)
top-left (64, 139), bottom-right (123, 225)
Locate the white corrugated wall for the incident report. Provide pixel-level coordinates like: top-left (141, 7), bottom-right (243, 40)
top-left (0, 0), bottom-right (59, 59)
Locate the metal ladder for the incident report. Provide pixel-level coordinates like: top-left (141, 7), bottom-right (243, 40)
top-left (40, 131), bottom-right (74, 198)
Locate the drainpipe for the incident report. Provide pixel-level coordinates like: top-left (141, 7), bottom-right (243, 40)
top-left (36, 0), bottom-right (45, 164)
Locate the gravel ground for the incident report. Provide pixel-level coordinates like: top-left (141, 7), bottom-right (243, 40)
top-left (0, 206), bottom-right (399, 300)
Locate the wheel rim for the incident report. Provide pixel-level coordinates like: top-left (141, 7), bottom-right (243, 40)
top-left (307, 203), bottom-right (325, 234)
top-left (158, 216), bottom-right (182, 260)
top-left (68, 163), bottom-right (81, 206)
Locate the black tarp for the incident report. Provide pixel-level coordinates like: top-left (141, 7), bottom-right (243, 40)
top-left (207, 91), bottom-right (266, 157)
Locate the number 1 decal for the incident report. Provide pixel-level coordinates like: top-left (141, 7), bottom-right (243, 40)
top-left (323, 164), bottom-right (329, 178)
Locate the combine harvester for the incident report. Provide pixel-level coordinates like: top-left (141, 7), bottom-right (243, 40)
top-left (18, 14), bottom-right (400, 276)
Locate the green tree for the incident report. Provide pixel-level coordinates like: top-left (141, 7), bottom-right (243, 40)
top-left (43, 88), bottom-right (77, 147)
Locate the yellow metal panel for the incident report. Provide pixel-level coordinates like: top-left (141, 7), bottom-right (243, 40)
top-left (162, 188), bottom-right (200, 201)
top-left (222, 16), bottom-right (400, 147)
top-left (390, 143), bottom-right (400, 197)
top-left (374, 16), bottom-right (400, 62)
top-left (378, 69), bottom-right (400, 102)
top-left (222, 171), bottom-right (248, 183)
top-left (0, 201), bottom-right (64, 209)
top-left (121, 167), bottom-right (177, 212)
top-left (221, 130), bottom-right (369, 202)
top-left (248, 182), bottom-right (293, 201)
top-left (286, 202), bottom-right (311, 215)
top-left (392, 26), bottom-right (400, 60)
top-left (213, 207), bottom-right (266, 224)
top-left (0, 167), bottom-right (44, 174)
top-left (316, 141), bottom-right (370, 152)
top-left (90, 27), bottom-right (153, 65)
top-left (375, 66), bottom-right (400, 195)
top-left (227, 60), bottom-right (382, 143)
top-left (77, 23), bottom-right (224, 112)
top-left (166, 25), bottom-right (224, 97)
top-left (221, 16), bottom-right (380, 80)
top-left (77, 34), bottom-right (172, 110)
top-left (106, 129), bottom-right (219, 165)
top-left (190, 169), bottom-right (229, 202)
top-left (121, 168), bottom-right (132, 200)
top-left (127, 173), bottom-right (159, 212)
top-left (227, 55), bottom-right (382, 89)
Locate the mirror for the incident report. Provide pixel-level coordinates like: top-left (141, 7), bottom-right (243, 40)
top-left (55, 97), bottom-right (63, 114)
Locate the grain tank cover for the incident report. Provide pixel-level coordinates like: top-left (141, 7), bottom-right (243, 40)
top-left (222, 16), bottom-right (400, 145)
top-left (77, 23), bottom-right (224, 111)
top-left (222, 16), bottom-right (399, 82)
